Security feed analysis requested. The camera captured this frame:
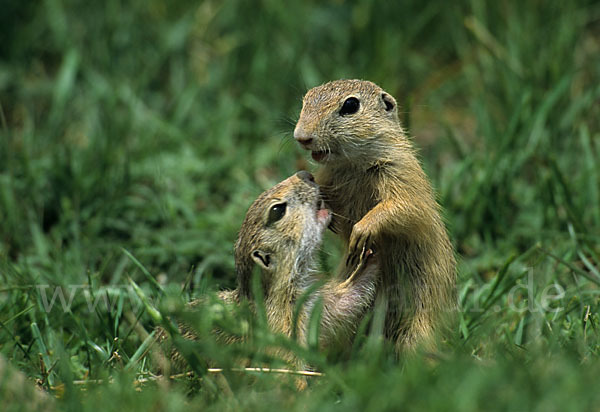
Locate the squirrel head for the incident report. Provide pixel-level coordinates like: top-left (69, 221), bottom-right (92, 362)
top-left (294, 79), bottom-right (402, 166)
top-left (234, 171), bottom-right (331, 299)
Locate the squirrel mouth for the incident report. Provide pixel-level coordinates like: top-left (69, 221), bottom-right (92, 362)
top-left (311, 150), bottom-right (330, 162)
top-left (316, 199), bottom-right (331, 223)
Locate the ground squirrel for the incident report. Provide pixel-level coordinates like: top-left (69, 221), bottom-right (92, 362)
top-left (165, 171), bottom-right (377, 366)
top-left (294, 79), bottom-right (457, 352)
top-left (226, 171), bottom-right (377, 351)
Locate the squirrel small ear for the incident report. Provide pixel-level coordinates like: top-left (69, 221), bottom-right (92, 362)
top-left (381, 93), bottom-right (395, 112)
top-left (251, 250), bottom-right (271, 269)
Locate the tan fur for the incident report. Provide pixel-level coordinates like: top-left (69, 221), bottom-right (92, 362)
top-left (294, 79), bottom-right (457, 352)
top-left (165, 172), bottom-right (377, 367)
top-left (233, 171), bottom-right (377, 353)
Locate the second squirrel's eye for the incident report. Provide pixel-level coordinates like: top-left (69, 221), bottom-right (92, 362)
top-left (267, 203), bottom-right (287, 225)
top-left (339, 97), bottom-right (360, 116)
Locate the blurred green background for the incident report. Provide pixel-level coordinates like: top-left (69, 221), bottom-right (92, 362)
top-left (1, 0), bottom-right (599, 410)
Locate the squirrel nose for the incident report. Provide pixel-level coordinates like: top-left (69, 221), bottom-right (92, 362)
top-left (295, 170), bottom-right (315, 184)
top-left (293, 127), bottom-right (313, 146)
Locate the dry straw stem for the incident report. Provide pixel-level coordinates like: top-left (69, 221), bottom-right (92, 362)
top-left (62, 367), bottom-right (323, 388)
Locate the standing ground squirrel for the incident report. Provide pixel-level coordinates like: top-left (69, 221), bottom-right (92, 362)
top-left (294, 79), bottom-right (457, 352)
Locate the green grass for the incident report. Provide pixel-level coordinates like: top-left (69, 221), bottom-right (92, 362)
top-left (1, 0), bottom-right (599, 410)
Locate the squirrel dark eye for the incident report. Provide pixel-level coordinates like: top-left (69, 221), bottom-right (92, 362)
top-left (339, 97), bottom-right (360, 116)
top-left (267, 203), bottom-right (287, 225)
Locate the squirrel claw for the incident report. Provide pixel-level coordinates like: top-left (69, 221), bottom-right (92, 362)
top-left (342, 247), bottom-right (376, 288)
top-left (346, 233), bottom-right (371, 268)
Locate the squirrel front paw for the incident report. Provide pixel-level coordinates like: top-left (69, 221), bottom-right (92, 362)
top-left (346, 220), bottom-right (375, 268)
top-left (340, 247), bottom-right (377, 288)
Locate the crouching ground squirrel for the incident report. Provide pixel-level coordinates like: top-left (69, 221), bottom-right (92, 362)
top-left (294, 79), bottom-right (457, 352)
top-left (225, 170), bottom-right (377, 350)
top-left (165, 172), bottom-right (377, 366)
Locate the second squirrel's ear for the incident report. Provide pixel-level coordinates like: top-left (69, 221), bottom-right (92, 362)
top-left (381, 93), bottom-right (396, 112)
top-left (251, 250), bottom-right (272, 270)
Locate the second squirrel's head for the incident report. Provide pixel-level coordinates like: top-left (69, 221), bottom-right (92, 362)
top-left (234, 171), bottom-right (331, 299)
top-left (294, 79), bottom-right (401, 165)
